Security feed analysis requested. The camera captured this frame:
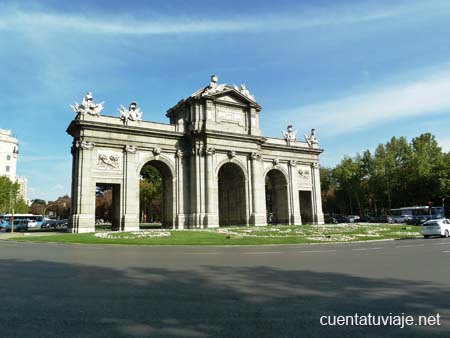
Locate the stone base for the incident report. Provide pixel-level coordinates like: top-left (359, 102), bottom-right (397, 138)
top-left (123, 226), bottom-right (140, 232)
top-left (250, 213), bottom-right (267, 226)
top-left (122, 213), bottom-right (139, 231)
top-left (68, 214), bottom-right (95, 233)
top-left (314, 212), bottom-right (325, 225)
top-left (175, 214), bottom-right (187, 229)
top-left (67, 226), bottom-right (95, 233)
top-left (290, 213), bottom-right (302, 226)
top-left (204, 213), bottom-right (219, 228)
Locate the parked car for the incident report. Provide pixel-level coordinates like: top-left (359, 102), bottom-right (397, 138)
top-left (41, 219), bottom-right (58, 228)
top-left (392, 215), bottom-right (411, 224)
top-left (422, 218), bottom-right (450, 238)
top-left (336, 215), bottom-right (360, 223)
top-left (359, 216), bottom-right (375, 223)
top-left (373, 215), bottom-right (394, 223)
top-left (27, 220), bottom-right (38, 228)
top-left (4, 219), bottom-right (28, 232)
top-left (57, 219), bottom-right (68, 227)
top-left (324, 216), bottom-right (338, 224)
top-left (407, 216), bottom-right (429, 226)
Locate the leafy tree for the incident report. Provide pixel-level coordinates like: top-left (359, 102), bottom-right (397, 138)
top-left (140, 164), bottom-right (162, 223)
top-left (0, 176), bottom-right (21, 213)
top-left (14, 198), bottom-right (29, 213)
top-left (30, 199), bottom-right (46, 215)
top-left (321, 133), bottom-right (450, 216)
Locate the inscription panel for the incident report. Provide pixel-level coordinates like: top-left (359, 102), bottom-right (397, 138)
top-left (216, 105), bottom-right (244, 125)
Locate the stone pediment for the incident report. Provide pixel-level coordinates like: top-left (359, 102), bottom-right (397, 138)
top-left (211, 89), bottom-right (259, 108)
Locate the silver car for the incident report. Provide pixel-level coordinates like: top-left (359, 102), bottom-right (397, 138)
top-left (422, 219), bottom-right (450, 238)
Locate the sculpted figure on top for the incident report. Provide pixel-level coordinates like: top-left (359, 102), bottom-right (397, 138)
top-left (305, 128), bottom-right (318, 147)
top-left (119, 101), bottom-right (143, 124)
top-left (239, 84), bottom-right (255, 101)
top-left (282, 125), bottom-right (297, 145)
top-left (202, 74), bottom-right (227, 96)
top-left (71, 92), bottom-right (104, 116)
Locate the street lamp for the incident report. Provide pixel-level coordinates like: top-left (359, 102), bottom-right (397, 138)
top-left (43, 202), bottom-right (66, 219)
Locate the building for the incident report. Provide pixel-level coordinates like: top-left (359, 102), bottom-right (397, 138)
top-left (0, 128), bottom-right (27, 201)
top-left (67, 76), bottom-right (324, 233)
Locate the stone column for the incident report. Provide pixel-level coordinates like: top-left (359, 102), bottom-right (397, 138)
top-left (175, 149), bottom-right (186, 229)
top-left (288, 160), bottom-right (302, 225)
top-left (189, 145), bottom-right (205, 228)
top-left (311, 162), bottom-right (325, 224)
top-left (205, 147), bottom-right (219, 228)
top-left (122, 145), bottom-right (140, 231)
top-left (68, 139), bottom-right (96, 233)
top-left (250, 152), bottom-right (266, 226)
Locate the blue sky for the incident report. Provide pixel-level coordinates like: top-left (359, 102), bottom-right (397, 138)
top-left (1, 0), bottom-right (450, 201)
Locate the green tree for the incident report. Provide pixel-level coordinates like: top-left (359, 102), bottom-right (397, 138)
top-left (323, 133), bottom-right (450, 216)
top-left (0, 176), bottom-right (21, 213)
top-left (139, 164), bottom-right (162, 223)
top-left (14, 198), bottom-right (29, 213)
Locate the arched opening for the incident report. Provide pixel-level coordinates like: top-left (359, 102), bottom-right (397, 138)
top-left (265, 169), bottom-right (289, 224)
top-left (139, 160), bottom-right (174, 228)
top-left (218, 162), bottom-right (247, 226)
top-left (95, 183), bottom-right (121, 231)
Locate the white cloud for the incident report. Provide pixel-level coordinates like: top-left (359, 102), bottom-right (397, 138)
top-left (0, 1), bottom-right (447, 36)
top-left (438, 138), bottom-right (450, 152)
top-left (285, 68), bottom-right (450, 136)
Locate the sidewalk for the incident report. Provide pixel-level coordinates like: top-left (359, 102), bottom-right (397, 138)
top-left (0, 231), bottom-right (64, 240)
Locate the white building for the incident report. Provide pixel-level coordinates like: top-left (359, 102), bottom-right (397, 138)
top-left (0, 128), bottom-right (27, 201)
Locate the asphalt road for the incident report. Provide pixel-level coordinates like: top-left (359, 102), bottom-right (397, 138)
top-left (0, 238), bottom-right (449, 338)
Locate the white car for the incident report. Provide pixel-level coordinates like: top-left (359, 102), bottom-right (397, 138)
top-left (27, 220), bottom-right (37, 228)
top-left (422, 219), bottom-right (450, 238)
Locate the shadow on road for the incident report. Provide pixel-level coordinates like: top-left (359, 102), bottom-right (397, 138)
top-left (0, 259), bottom-right (448, 338)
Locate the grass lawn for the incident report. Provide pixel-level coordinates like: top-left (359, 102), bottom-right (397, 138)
top-left (6, 224), bottom-right (422, 246)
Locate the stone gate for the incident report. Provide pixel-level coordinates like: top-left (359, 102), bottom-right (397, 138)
top-left (67, 76), bottom-right (324, 233)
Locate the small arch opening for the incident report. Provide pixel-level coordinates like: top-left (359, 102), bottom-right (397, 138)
top-left (265, 169), bottom-right (289, 224)
top-left (139, 160), bottom-right (174, 228)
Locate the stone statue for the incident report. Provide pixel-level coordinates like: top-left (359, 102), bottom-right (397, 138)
top-left (118, 101), bottom-right (143, 123)
top-left (239, 84), bottom-right (255, 100)
top-left (202, 74), bottom-right (226, 96)
top-left (282, 125), bottom-right (297, 145)
top-left (71, 92), bottom-right (104, 116)
top-left (305, 128), bottom-right (318, 147)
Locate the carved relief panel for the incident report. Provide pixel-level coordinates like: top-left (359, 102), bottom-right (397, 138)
top-left (96, 150), bottom-right (122, 171)
top-left (298, 165), bottom-right (312, 189)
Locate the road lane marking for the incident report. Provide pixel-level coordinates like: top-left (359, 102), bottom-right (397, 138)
top-left (442, 251), bottom-right (450, 253)
top-left (298, 250), bottom-right (337, 253)
top-left (396, 244), bottom-right (425, 248)
top-left (243, 251), bottom-right (282, 255)
top-left (183, 252), bottom-right (219, 255)
top-left (352, 247), bottom-right (383, 251)
top-left (434, 242), bottom-right (450, 246)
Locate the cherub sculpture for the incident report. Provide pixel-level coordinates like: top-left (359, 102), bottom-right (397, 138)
top-left (71, 92), bottom-right (104, 116)
top-left (118, 101), bottom-right (143, 124)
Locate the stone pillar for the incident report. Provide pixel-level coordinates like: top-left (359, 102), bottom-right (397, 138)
top-left (250, 152), bottom-right (266, 226)
top-left (311, 162), bottom-right (325, 224)
top-left (68, 140), bottom-right (96, 233)
top-left (288, 160), bottom-right (302, 225)
top-left (205, 147), bottom-right (219, 227)
top-left (122, 145), bottom-right (140, 231)
top-left (175, 150), bottom-right (186, 229)
top-left (188, 145), bottom-right (206, 228)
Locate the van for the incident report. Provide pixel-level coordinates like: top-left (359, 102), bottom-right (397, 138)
top-left (4, 219), bottom-right (28, 232)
